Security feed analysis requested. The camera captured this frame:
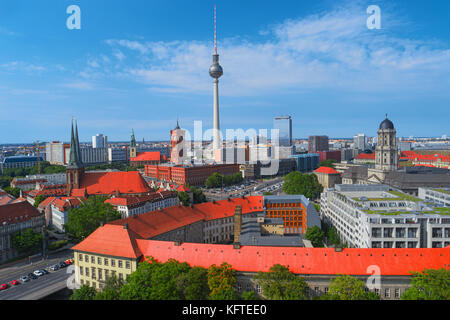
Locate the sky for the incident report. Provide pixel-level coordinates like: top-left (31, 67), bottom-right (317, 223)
top-left (0, 0), bottom-right (449, 143)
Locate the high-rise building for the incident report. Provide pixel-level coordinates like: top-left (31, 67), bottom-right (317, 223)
top-left (273, 116), bottom-right (292, 147)
top-left (308, 136), bottom-right (329, 153)
top-left (92, 134), bottom-right (108, 149)
top-left (354, 133), bottom-right (367, 151)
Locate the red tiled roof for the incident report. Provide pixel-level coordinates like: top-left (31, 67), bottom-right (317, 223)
top-left (137, 241), bottom-right (449, 276)
top-left (76, 171), bottom-right (151, 196)
top-left (38, 197), bottom-right (57, 209)
top-left (11, 179), bottom-right (46, 186)
top-left (72, 224), bottom-right (142, 259)
top-left (0, 201), bottom-right (42, 225)
top-left (10, 197), bottom-right (27, 204)
top-left (314, 166), bottom-right (340, 174)
top-left (356, 153), bottom-right (375, 160)
top-left (0, 194), bottom-right (15, 206)
top-left (108, 196), bottom-right (263, 239)
top-left (105, 191), bottom-right (177, 207)
top-left (176, 185), bottom-right (190, 192)
top-left (130, 152), bottom-right (161, 162)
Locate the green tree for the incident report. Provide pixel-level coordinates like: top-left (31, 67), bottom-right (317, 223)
top-left (0, 176), bottom-right (12, 189)
top-left (64, 196), bottom-right (121, 242)
top-left (192, 187), bottom-right (206, 204)
top-left (207, 262), bottom-right (239, 300)
top-left (327, 227), bottom-right (341, 246)
top-left (4, 186), bottom-right (21, 198)
top-left (205, 172), bottom-right (222, 189)
top-left (241, 291), bottom-right (258, 300)
top-left (11, 228), bottom-right (43, 255)
top-left (94, 274), bottom-right (124, 300)
top-left (33, 195), bottom-right (47, 208)
top-left (402, 268), bottom-right (450, 300)
top-left (256, 264), bottom-right (308, 300)
top-left (120, 259), bottom-right (158, 300)
top-left (177, 191), bottom-right (191, 206)
top-left (263, 192), bottom-right (273, 196)
top-left (282, 171), bottom-right (323, 199)
top-left (328, 275), bottom-right (380, 300)
top-left (70, 285), bottom-right (96, 300)
top-left (304, 226), bottom-right (325, 247)
top-left (176, 266), bottom-right (210, 300)
top-left (319, 159), bottom-right (337, 168)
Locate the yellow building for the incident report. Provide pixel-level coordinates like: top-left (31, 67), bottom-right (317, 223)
top-left (72, 224), bottom-right (142, 290)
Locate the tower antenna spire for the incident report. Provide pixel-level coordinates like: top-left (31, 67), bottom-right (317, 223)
top-left (214, 4), bottom-right (217, 54)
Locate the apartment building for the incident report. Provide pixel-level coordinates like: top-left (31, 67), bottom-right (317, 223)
top-left (320, 184), bottom-right (450, 248)
top-left (418, 187), bottom-right (450, 207)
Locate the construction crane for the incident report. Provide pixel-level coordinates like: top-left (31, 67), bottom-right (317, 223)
top-left (36, 140), bottom-right (41, 174)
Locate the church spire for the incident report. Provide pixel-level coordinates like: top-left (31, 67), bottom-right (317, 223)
top-left (68, 119), bottom-right (83, 168)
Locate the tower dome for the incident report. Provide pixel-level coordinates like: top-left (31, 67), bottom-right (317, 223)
top-left (379, 115), bottom-right (394, 130)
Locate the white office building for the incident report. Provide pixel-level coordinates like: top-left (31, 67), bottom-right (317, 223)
top-left (92, 134), bottom-right (108, 149)
top-left (353, 134), bottom-right (367, 151)
top-left (320, 184), bottom-right (450, 248)
top-left (418, 188), bottom-right (450, 207)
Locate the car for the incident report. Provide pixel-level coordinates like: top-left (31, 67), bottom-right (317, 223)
top-left (0, 283), bottom-right (8, 290)
top-left (64, 259), bottom-right (73, 265)
top-left (40, 269), bottom-right (49, 275)
top-left (33, 270), bottom-right (44, 277)
top-left (58, 261), bottom-right (67, 268)
top-left (10, 280), bottom-right (19, 286)
top-left (50, 265), bottom-right (59, 271)
top-left (27, 273), bottom-right (38, 280)
top-left (20, 276), bottom-right (29, 283)
top-left (66, 258), bottom-right (75, 264)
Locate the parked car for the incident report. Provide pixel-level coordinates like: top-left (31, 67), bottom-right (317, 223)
top-left (58, 261), bottom-right (67, 268)
top-left (50, 265), bottom-right (59, 271)
top-left (65, 258), bottom-right (74, 265)
top-left (28, 273), bottom-right (38, 280)
top-left (10, 280), bottom-right (19, 286)
top-left (40, 269), bottom-right (49, 275)
top-left (33, 270), bottom-right (44, 277)
top-left (0, 283), bottom-right (8, 290)
top-left (20, 276), bottom-right (30, 283)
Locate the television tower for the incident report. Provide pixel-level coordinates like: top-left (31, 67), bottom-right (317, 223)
top-left (209, 4), bottom-right (223, 151)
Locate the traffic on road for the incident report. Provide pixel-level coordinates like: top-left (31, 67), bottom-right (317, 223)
top-left (0, 258), bottom-right (73, 298)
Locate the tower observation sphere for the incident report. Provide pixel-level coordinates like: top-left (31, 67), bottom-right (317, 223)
top-left (209, 54), bottom-right (223, 79)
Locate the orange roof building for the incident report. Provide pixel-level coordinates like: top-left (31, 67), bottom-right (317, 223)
top-left (313, 166), bottom-right (342, 189)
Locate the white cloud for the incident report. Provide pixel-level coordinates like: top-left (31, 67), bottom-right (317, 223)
top-left (101, 4), bottom-right (450, 97)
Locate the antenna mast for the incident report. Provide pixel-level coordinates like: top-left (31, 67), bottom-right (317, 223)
top-left (214, 4), bottom-right (217, 54)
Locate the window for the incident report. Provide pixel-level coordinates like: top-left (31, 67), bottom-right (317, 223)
top-left (111, 259), bottom-right (115, 267)
top-left (91, 267), bottom-right (96, 279)
top-left (119, 273), bottom-right (123, 280)
top-left (324, 287), bottom-right (329, 294)
top-left (395, 288), bottom-right (400, 298)
top-left (79, 253), bottom-right (83, 261)
top-left (97, 257), bottom-right (102, 265)
top-left (79, 267), bottom-right (83, 275)
top-left (385, 288), bottom-right (390, 298)
top-left (118, 260), bottom-right (123, 268)
top-left (85, 267), bottom-right (89, 276)
top-left (105, 270), bottom-right (109, 278)
top-left (98, 268), bottom-right (102, 280)
top-left (256, 285), bottom-right (261, 294)
top-left (314, 287), bottom-right (319, 295)
top-left (374, 288), bottom-right (380, 295)
top-left (91, 256), bottom-right (95, 264)
top-left (85, 255), bottom-right (88, 262)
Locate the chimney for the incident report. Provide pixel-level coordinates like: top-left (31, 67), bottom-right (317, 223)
top-left (123, 223), bottom-right (128, 230)
top-left (233, 205), bottom-right (242, 243)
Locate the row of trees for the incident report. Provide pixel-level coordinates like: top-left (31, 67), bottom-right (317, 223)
top-left (73, 260), bottom-right (450, 300)
top-left (282, 171), bottom-right (323, 199)
top-left (0, 161), bottom-right (66, 189)
top-left (177, 186), bottom-right (207, 206)
top-left (205, 172), bottom-right (243, 189)
top-left (11, 228), bottom-right (43, 255)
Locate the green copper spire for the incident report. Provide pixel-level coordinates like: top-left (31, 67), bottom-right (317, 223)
top-left (130, 129), bottom-right (136, 148)
top-left (68, 119), bottom-right (83, 168)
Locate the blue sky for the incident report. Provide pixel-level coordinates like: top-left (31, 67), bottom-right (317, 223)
top-left (0, 0), bottom-right (449, 143)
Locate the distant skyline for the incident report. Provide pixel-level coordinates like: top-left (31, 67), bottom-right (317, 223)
top-left (1, 0), bottom-right (449, 143)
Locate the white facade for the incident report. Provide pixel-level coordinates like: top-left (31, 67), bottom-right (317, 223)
top-left (418, 188), bottom-right (450, 207)
top-left (320, 184), bottom-right (450, 248)
top-left (115, 195), bottom-right (179, 218)
top-left (80, 147), bottom-right (108, 165)
top-left (354, 134), bottom-right (367, 151)
top-left (92, 134), bottom-right (108, 149)
top-left (108, 147), bottom-right (128, 163)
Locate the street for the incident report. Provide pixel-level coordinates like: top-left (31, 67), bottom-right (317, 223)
top-left (0, 249), bottom-right (74, 300)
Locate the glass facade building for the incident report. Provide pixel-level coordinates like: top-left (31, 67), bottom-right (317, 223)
top-left (273, 116), bottom-right (292, 147)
